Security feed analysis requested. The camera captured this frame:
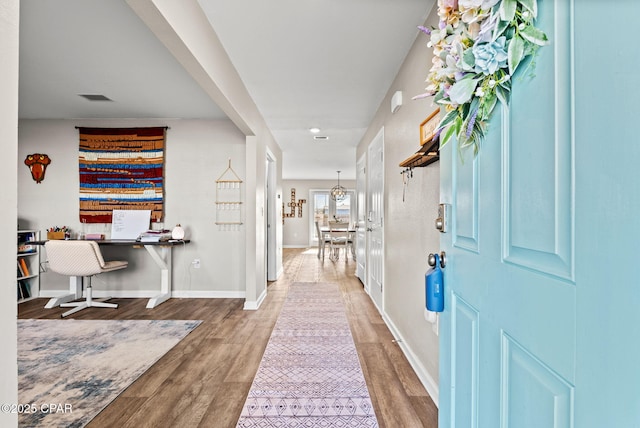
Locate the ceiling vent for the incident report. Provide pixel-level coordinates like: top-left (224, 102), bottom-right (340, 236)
top-left (313, 135), bottom-right (329, 141)
top-left (78, 94), bottom-right (112, 102)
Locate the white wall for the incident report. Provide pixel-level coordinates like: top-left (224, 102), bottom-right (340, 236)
top-left (282, 179), bottom-right (356, 248)
top-left (126, 0), bottom-right (283, 310)
top-left (18, 119), bottom-right (249, 298)
top-left (356, 6), bottom-right (441, 402)
top-left (1, 0), bottom-right (19, 425)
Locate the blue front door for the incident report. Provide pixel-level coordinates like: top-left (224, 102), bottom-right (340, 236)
top-left (439, 1), bottom-right (640, 426)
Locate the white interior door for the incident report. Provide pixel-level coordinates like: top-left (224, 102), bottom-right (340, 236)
top-left (266, 152), bottom-right (277, 281)
top-left (366, 128), bottom-right (384, 308)
top-left (355, 153), bottom-right (366, 284)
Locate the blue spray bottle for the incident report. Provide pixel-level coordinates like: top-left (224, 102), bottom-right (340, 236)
top-left (426, 253), bottom-right (444, 312)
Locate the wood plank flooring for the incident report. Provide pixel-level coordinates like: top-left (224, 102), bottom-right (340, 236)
top-left (18, 248), bottom-right (438, 427)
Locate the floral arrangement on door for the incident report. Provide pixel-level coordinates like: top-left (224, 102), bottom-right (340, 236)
top-left (415, 0), bottom-right (548, 154)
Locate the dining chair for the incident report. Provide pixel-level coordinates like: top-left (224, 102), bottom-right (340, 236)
top-left (315, 221), bottom-right (331, 260)
top-left (328, 221), bottom-right (352, 261)
top-left (44, 240), bottom-right (128, 317)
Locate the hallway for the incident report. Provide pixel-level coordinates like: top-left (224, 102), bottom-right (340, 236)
top-left (280, 248), bottom-right (438, 427)
top-left (18, 248), bottom-right (437, 427)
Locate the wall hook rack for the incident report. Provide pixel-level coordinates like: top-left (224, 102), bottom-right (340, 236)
top-left (215, 158), bottom-right (243, 230)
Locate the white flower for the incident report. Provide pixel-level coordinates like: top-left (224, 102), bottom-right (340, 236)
top-left (459, 0), bottom-right (483, 8)
top-left (430, 29), bottom-right (446, 46)
top-left (415, 0), bottom-right (546, 152)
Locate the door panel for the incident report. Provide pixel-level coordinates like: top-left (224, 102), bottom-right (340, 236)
top-left (453, 155), bottom-right (479, 252)
top-left (451, 294), bottom-right (478, 428)
top-left (505, 0), bottom-right (573, 281)
top-left (367, 128), bottom-right (384, 307)
top-left (356, 154), bottom-right (366, 283)
top-left (440, 2), bottom-right (575, 426)
top-left (501, 333), bottom-right (574, 428)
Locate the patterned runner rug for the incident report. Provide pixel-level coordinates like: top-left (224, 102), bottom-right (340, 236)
top-left (236, 282), bottom-right (379, 427)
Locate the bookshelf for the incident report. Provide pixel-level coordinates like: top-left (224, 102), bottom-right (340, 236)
top-left (17, 230), bottom-right (40, 302)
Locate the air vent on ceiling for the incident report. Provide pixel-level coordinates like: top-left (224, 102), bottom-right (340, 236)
top-left (78, 94), bottom-right (112, 102)
top-left (313, 135), bottom-right (329, 141)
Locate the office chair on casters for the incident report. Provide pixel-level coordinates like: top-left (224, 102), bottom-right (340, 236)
top-left (44, 240), bottom-right (128, 318)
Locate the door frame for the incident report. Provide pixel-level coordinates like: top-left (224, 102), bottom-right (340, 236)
top-left (355, 153), bottom-right (367, 285)
top-left (366, 127), bottom-right (384, 309)
top-left (265, 149), bottom-right (277, 281)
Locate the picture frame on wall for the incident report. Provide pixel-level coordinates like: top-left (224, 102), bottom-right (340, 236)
top-left (419, 109), bottom-right (440, 146)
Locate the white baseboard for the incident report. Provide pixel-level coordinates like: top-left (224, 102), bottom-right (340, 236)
top-left (282, 245), bottom-right (307, 249)
top-left (356, 290), bottom-right (440, 405)
top-left (39, 290), bottom-right (245, 299)
top-left (360, 290), bottom-right (439, 406)
top-left (243, 288), bottom-right (267, 310)
top-left (171, 290), bottom-right (245, 299)
top-left (381, 312), bottom-right (439, 407)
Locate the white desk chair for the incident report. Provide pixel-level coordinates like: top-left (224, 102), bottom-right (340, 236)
top-left (315, 221), bottom-right (331, 260)
top-left (328, 221), bottom-right (352, 261)
top-left (44, 240), bottom-right (128, 317)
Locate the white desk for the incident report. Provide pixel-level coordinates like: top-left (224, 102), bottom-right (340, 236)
top-left (43, 239), bottom-right (189, 309)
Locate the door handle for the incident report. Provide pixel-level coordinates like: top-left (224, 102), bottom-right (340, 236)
top-left (428, 251), bottom-right (446, 268)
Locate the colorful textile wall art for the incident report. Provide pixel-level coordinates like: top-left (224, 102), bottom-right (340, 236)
top-left (78, 127), bottom-right (165, 223)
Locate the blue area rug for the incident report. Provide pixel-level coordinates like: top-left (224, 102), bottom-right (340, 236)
top-left (18, 319), bottom-right (201, 427)
top-left (236, 282), bottom-right (379, 427)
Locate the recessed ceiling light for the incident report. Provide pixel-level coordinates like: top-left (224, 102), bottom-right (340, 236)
top-left (309, 127), bottom-right (321, 134)
top-left (78, 94), bottom-right (112, 102)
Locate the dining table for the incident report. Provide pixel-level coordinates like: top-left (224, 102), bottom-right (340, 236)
top-left (319, 224), bottom-right (356, 260)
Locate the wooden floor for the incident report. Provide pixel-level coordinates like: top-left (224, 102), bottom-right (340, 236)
top-left (18, 248), bottom-right (438, 428)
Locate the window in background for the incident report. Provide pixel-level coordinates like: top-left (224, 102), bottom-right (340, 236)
top-left (310, 190), bottom-right (354, 242)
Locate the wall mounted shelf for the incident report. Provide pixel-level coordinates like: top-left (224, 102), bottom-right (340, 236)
top-left (399, 108), bottom-right (440, 169)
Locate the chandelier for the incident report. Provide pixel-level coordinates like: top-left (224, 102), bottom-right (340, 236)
top-left (330, 170), bottom-right (346, 201)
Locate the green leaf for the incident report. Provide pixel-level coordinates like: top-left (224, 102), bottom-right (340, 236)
top-left (441, 115), bottom-right (464, 148)
top-left (448, 77), bottom-right (480, 105)
top-left (453, 115), bottom-right (463, 137)
top-left (493, 18), bottom-right (510, 40)
top-left (495, 84), bottom-right (510, 106)
top-left (468, 96), bottom-right (480, 116)
top-left (508, 35), bottom-right (525, 75)
top-left (440, 123), bottom-right (457, 147)
top-left (434, 90), bottom-right (445, 103)
top-left (521, 25), bottom-right (549, 46)
top-left (482, 93), bottom-right (498, 118)
top-left (438, 109), bottom-right (459, 129)
top-left (500, 0), bottom-right (517, 22)
top-left (461, 48), bottom-right (476, 71)
top-left (518, 0), bottom-right (537, 18)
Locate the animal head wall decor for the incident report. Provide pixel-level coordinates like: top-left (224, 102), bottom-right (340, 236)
top-left (24, 153), bottom-right (51, 183)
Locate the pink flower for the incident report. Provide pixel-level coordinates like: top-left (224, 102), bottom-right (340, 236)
top-left (438, 0), bottom-right (461, 26)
